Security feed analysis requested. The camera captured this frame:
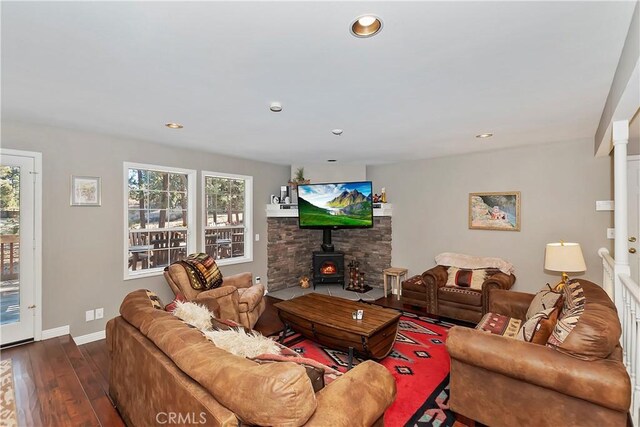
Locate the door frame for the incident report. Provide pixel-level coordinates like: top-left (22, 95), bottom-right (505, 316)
top-left (1, 148), bottom-right (42, 341)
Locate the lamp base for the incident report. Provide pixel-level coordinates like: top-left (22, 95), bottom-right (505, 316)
top-left (553, 272), bottom-right (570, 291)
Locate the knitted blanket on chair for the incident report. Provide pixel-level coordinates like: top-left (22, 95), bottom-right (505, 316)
top-left (179, 253), bottom-right (223, 290)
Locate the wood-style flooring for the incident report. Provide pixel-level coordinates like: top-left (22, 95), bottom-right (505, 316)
top-left (0, 295), bottom-right (468, 427)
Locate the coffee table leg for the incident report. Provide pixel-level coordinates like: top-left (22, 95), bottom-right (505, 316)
top-left (347, 347), bottom-right (354, 371)
top-left (279, 324), bottom-right (290, 344)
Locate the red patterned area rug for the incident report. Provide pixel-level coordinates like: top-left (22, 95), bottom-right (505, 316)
top-left (281, 312), bottom-right (456, 427)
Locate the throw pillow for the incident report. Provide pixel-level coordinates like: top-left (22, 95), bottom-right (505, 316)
top-left (203, 328), bottom-right (281, 358)
top-left (547, 302), bottom-right (585, 348)
top-left (526, 283), bottom-right (563, 320)
top-left (517, 307), bottom-right (559, 344)
top-left (145, 290), bottom-right (163, 310)
top-left (172, 301), bottom-right (216, 331)
top-left (476, 312), bottom-right (521, 338)
top-left (177, 253), bottom-right (223, 290)
top-left (446, 267), bottom-right (487, 289)
top-left (562, 280), bottom-right (586, 312)
top-left (164, 293), bottom-right (187, 312)
top-left (526, 284), bottom-right (563, 320)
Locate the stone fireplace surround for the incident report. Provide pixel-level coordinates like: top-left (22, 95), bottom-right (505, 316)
top-left (266, 207), bottom-right (392, 292)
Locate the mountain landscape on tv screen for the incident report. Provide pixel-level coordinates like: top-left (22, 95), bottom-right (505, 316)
top-left (298, 184), bottom-right (373, 227)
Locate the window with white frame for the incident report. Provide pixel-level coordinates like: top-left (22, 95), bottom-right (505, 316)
top-left (202, 172), bottom-right (253, 265)
top-left (124, 163), bottom-right (196, 278)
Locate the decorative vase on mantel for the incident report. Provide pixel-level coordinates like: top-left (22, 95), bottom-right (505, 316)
top-left (288, 167), bottom-right (310, 205)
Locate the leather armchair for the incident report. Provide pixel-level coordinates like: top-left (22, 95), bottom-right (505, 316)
top-left (164, 264), bottom-right (266, 329)
top-left (402, 265), bottom-right (515, 323)
top-left (446, 285), bottom-right (631, 427)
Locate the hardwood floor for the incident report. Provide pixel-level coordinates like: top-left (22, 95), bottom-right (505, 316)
top-left (0, 295), bottom-right (469, 427)
top-left (1, 335), bottom-right (124, 427)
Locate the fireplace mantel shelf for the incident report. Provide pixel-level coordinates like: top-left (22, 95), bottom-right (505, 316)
top-left (265, 204), bottom-right (393, 218)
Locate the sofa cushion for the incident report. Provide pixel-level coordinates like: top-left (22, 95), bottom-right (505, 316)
top-left (439, 286), bottom-right (482, 306)
top-left (526, 285), bottom-right (563, 320)
top-left (476, 312), bottom-right (521, 338)
top-left (547, 280), bottom-right (621, 360)
top-left (517, 307), bottom-right (558, 344)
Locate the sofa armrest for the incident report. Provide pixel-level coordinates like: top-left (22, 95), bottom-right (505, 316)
top-left (422, 265), bottom-right (448, 289)
top-left (481, 272), bottom-right (516, 314)
top-left (446, 326), bottom-right (631, 412)
top-left (489, 288), bottom-right (534, 320)
top-left (222, 272), bottom-right (253, 289)
top-left (198, 286), bottom-right (237, 299)
top-left (304, 361), bottom-right (396, 427)
top-left (237, 284), bottom-right (265, 312)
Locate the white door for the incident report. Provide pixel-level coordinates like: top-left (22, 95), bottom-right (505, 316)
top-left (629, 157), bottom-right (640, 285)
top-left (0, 152), bottom-right (36, 345)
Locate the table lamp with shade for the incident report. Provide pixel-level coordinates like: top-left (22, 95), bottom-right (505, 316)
top-left (544, 242), bottom-right (587, 290)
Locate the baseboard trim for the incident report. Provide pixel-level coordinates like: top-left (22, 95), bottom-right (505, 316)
top-left (41, 325), bottom-right (70, 340)
top-left (73, 330), bottom-right (106, 346)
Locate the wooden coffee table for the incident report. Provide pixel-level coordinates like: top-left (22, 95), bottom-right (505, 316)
top-left (274, 293), bottom-right (401, 369)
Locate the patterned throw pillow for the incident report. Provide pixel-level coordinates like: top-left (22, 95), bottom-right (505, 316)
top-left (145, 290), bottom-right (163, 310)
top-left (547, 281), bottom-right (586, 347)
top-left (517, 307), bottom-right (559, 344)
top-left (446, 267), bottom-right (487, 290)
top-left (526, 285), bottom-right (563, 320)
top-left (476, 312), bottom-right (522, 339)
top-left (562, 280), bottom-right (586, 311)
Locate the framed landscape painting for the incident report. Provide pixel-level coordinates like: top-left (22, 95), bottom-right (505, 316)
top-left (469, 191), bottom-right (520, 231)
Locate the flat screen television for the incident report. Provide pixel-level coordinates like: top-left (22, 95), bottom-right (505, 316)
top-left (297, 181), bottom-right (374, 229)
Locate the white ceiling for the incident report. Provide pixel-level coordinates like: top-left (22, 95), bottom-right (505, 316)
top-left (1, 1), bottom-right (636, 165)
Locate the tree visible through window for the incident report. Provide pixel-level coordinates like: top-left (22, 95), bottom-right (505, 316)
top-left (204, 174), bottom-right (251, 263)
top-left (126, 165), bottom-right (193, 276)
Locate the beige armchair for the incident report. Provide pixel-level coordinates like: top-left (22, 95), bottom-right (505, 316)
top-left (164, 264), bottom-right (266, 329)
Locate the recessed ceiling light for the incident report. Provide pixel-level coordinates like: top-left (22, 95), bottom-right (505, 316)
top-left (351, 15), bottom-right (382, 38)
top-left (475, 133), bottom-right (494, 139)
top-left (332, 129), bottom-right (343, 135)
top-left (165, 122), bottom-right (183, 129)
top-left (327, 159), bottom-right (337, 162)
top-left (270, 102), bottom-right (283, 112)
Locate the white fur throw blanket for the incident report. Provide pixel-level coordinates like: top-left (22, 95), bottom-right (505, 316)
top-left (204, 329), bottom-right (281, 358)
top-left (435, 252), bottom-right (514, 275)
top-left (172, 301), bottom-right (215, 331)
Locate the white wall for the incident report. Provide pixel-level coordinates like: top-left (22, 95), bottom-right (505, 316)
top-left (2, 121), bottom-right (290, 337)
top-left (367, 139), bottom-right (613, 294)
top-left (291, 163), bottom-right (367, 184)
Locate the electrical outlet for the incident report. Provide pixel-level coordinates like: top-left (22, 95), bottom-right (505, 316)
top-left (607, 228), bottom-right (615, 239)
top-left (95, 308), bottom-right (104, 319)
top-left (255, 233), bottom-right (260, 242)
top-left (85, 310), bottom-right (94, 322)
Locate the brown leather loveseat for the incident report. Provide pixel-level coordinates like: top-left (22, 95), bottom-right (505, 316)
top-left (107, 290), bottom-right (396, 426)
top-left (403, 265), bottom-right (515, 323)
top-left (446, 280), bottom-right (631, 427)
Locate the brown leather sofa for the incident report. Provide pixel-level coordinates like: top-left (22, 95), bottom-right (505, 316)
top-left (402, 265), bottom-right (515, 323)
top-left (107, 290), bottom-right (396, 427)
top-left (164, 264), bottom-right (266, 329)
top-left (446, 280), bottom-right (631, 427)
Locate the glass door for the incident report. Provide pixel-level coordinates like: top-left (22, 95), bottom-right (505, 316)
top-left (1, 153), bottom-right (36, 345)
